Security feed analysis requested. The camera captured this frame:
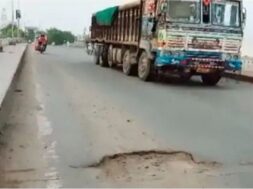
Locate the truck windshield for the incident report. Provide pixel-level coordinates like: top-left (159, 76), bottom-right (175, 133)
top-left (167, 0), bottom-right (201, 23)
top-left (212, 0), bottom-right (240, 27)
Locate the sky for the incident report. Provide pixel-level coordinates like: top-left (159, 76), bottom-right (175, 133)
top-left (0, 0), bottom-right (252, 55)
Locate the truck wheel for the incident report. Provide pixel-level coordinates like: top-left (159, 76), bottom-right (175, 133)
top-left (201, 73), bottom-right (221, 86)
top-left (123, 50), bottom-right (136, 75)
top-left (108, 45), bottom-right (114, 68)
top-left (93, 46), bottom-right (100, 65)
top-left (100, 46), bottom-right (109, 67)
top-left (138, 51), bottom-right (153, 81)
top-left (180, 73), bottom-right (192, 82)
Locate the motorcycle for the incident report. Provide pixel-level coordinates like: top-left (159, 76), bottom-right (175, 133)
top-left (35, 41), bottom-right (47, 54)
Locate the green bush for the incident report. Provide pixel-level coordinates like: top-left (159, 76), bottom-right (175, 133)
top-left (0, 24), bottom-right (25, 38)
top-left (47, 28), bottom-right (75, 45)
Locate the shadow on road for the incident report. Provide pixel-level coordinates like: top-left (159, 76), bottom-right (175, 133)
top-left (107, 66), bottom-right (232, 90)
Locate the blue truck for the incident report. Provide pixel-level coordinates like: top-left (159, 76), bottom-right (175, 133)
top-left (90, 0), bottom-right (246, 85)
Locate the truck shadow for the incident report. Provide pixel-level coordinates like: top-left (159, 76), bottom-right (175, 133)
top-left (151, 76), bottom-right (234, 90)
top-left (110, 66), bottom-right (232, 90)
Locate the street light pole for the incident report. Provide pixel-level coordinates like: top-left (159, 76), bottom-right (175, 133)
top-left (17, 0), bottom-right (20, 38)
top-left (17, 18), bottom-right (20, 38)
top-left (11, 0), bottom-right (14, 38)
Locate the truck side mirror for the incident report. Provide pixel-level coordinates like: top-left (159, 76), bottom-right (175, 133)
top-left (160, 1), bottom-right (168, 13)
top-left (242, 8), bottom-right (247, 28)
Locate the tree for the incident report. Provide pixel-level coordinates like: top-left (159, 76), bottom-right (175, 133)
top-left (25, 28), bottom-right (36, 41)
top-left (0, 24), bottom-right (25, 38)
top-left (47, 28), bottom-right (75, 45)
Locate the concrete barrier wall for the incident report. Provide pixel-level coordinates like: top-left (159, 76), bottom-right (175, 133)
top-left (0, 44), bottom-right (28, 108)
top-left (0, 38), bottom-right (11, 46)
top-left (0, 38), bottom-right (24, 47)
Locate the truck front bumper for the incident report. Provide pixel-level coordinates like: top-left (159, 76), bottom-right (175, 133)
top-left (155, 51), bottom-right (242, 72)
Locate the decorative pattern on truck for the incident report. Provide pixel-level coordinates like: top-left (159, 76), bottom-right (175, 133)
top-left (155, 28), bottom-right (242, 71)
top-left (188, 37), bottom-right (222, 50)
top-left (144, 0), bottom-right (156, 15)
top-left (157, 29), bottom-right (242, 53)
top-left (141, 0), bottom-right (156, 40)
top-left (142, 17), bottom-right (154, 39)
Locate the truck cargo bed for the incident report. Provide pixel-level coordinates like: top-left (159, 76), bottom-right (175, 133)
top-left (91, 0), bottom-right (142, 46)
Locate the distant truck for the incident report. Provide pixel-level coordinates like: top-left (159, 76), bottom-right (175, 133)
top-left (90, 0), bottom-right (246, 85)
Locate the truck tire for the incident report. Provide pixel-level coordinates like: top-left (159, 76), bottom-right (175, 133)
top-left (123, 50), bottom-right (136, 76)
top-left (138, 51), bottom-right (153, 81)
top-left (108, 45), bottom-right (114, 68)
top-left (201, 73), bottom-right (221, 86)
top-left (180, 73), bottom-right (192, 82)
top-left (100, 46), bottom-right (109, 67)
top-left (93, 46), bottom-right (100, 65)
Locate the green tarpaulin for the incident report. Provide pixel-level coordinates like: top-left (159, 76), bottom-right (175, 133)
top-left (95, 6), bottom-right (119, 26)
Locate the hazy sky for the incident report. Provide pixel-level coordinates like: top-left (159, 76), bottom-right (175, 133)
top-left (0, 0), bottom-right (252, 55)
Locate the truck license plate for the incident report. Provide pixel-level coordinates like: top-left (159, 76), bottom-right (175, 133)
top-left (196, 67), bottom-right (211, 73)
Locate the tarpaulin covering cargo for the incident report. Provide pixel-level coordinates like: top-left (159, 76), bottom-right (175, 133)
top-left (95, 6), bottom-right (119, 26)
top-left (91, 0), bottom-right (141, 45)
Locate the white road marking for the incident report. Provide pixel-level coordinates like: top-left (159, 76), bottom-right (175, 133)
top-left (35, 83), bottom-right (62, 188)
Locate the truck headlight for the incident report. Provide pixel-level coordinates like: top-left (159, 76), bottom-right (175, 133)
top-left (160, 49), bottom-right (166, 56)
top-left (232, 54), bottom-right (240, 59)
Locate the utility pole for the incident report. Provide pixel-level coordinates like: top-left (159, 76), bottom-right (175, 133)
top-left (16, 0), bottom-right (21, 38)
top-left (17, 18), bottom-right (20, 38)
top-left (11, 0), bottom-right (14, 38)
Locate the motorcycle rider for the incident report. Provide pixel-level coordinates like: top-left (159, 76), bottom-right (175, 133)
top-left (35, 33), bottom-right (48, 51)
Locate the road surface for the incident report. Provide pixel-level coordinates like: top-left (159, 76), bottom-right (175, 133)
top-left (0, 46), bottom-right (253, 187)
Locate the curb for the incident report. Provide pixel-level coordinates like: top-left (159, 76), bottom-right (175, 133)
top-left (223, 72), bottom-right (253, 84)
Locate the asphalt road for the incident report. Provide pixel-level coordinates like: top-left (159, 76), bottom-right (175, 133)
top-left (1, 46), bottom-right (253, 187)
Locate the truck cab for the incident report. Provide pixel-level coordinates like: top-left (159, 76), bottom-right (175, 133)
top-left (142, 0), bottom-right (246, 85)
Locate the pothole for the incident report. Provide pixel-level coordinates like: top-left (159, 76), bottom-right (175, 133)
top-left (85, 150), bottom-right (220, 168)
top-left (70, 150), bottom-right (221, 187)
